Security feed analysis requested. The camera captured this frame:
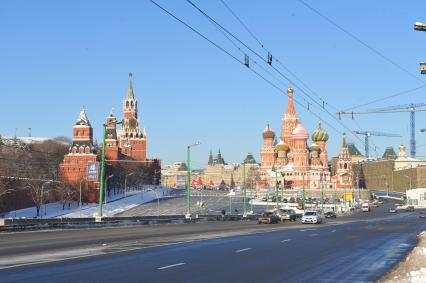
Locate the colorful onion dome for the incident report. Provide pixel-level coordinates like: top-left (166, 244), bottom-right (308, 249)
top-left (309, 142), bottom-right (320, 151)
top-left (312, 121), bottom-right (329, 142)
top-left (262, 123), bottom-right (276, 139)
top-left (292, 124), bottom-right (309, 139)
top-left (275, 140), bottom-right (289, 152)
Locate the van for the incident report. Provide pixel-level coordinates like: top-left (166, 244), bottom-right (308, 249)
top-left (362, 203), bottom-right (370, 212)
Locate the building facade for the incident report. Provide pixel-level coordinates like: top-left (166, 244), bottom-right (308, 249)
top-left (59, 108), bottom-right (99, 202)
top-left (59, 74), bottom-right (160, 203)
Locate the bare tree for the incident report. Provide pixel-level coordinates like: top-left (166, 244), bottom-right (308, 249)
top-left (26, 181), bottom-right (53, 217)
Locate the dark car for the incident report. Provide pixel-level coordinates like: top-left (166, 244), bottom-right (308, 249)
top-left (324, 211), bottom-right (337, 218)
top-left (406, 205), bottom-right (415, 212)
top-left (277, 209), bottom-right (297, 222)
top-left (258, 212), bottom-right (279, 224)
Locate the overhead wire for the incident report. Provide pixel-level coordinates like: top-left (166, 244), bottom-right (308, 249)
top-left (218, 0), bottom-right (417, 155)
top-left (297, 0), bottom-right (424, 84)
top-left (219, 0), bottom-right (341, 112)
top-left (150, 0), bottom-right (347, 137)
top-left (342, 84), bottom-right (426, 112)
top-left (184, 0), bottom-right (366, 148)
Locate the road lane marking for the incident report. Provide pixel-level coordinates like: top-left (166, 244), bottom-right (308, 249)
top-left (235, 248), bottom-right (252, 253)
top-left (331, 230), bottom-right (336, 233)
top-left (158, 262), bottom-right (186, 270)
top-left (281, 239), bottom-right (292, 243)
top-left (310, 233), bottom-right (319, 237)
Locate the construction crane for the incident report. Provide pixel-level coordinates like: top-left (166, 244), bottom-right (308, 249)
top-left (338, 102), bottom-right (426, 158)
top-left (351, 131), bottom-right (401, 158)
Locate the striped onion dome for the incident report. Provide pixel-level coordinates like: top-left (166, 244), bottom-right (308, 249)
top-left (312, 121), bottom-right (329, 142)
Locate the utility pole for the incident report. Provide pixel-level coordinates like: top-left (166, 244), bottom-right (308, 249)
top-left (186, 142), bottom-right (200, 218)
top-left (243, 161), bottom-right (247, 217)
top-left (98, 125), bottom-right (107, 219)
top-left (302, 174), bottom-right (306, 210)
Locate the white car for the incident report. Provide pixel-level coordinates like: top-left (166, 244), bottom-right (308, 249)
top-left (301, 211), bottom-right (322, 224)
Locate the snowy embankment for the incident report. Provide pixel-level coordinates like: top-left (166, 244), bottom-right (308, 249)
top-left (1, 187), bottom-right (171, 219)
top-left (379, 231), bottom-right (426, 283)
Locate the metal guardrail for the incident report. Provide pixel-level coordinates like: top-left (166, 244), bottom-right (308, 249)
top-left (0, 214), bottom-right (261, 232)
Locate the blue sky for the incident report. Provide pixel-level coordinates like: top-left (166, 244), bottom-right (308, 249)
top-left (1, 0), bottom-right (426, 168)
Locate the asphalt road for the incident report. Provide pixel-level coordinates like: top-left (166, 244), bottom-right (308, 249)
top-left (118, 190), bottom-right (249, 216)
top-left (1, 202), bottom-right (425, 283)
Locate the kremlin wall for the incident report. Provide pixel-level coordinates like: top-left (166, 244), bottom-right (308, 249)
top-left (59, 74), bottom-right (160, 203)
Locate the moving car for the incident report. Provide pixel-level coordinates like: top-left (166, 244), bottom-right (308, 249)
top-left (389, 208), bottom-right (397, 213)
top-left (419, 211), bottom-right (426, 219)
top-left (277, 209), bottom-right (297, 222)
top-left (406, 205), bottom-right (415, 212)
top-left (362, 203), bottom-right (370, 212)
top-left (324, 211), bottom-right (337, 218)
top-left (258, 212), bottom-right (279, 224)
top-left (301, 211), bottom-right (322, 224)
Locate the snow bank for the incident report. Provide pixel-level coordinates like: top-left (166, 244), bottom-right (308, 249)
top-left (1, 187), bottom-right (171, 219)
top-left (379, 231), bottom-right (426, 282)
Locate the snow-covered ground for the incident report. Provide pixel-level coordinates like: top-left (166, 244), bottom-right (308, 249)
top-left (379, 231), bottom-right (426, 283)
top-left (1, 187), bottom-right (172, 219)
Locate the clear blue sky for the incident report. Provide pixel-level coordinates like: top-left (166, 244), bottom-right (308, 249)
top-left (1, 0), bottom-right (426, 168)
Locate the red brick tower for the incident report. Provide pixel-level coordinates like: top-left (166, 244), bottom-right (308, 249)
top-left (59, 108), bottom-right (99, 202)
top-left (118, 73), bottom-right (147, 161)
top-left (105, 108), bottom-right (120, 161)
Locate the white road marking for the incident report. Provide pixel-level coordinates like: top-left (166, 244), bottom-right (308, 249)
top-left (331, 230), bottom-right (336, 233)
top-left (235, 248), bottom-right (252, 253)
top-left (281, 239), bottom-right (292, 243)
top-left (158, 262), bottom-right (186, 270)
top-left (310, 233), bottom-right (319, 237)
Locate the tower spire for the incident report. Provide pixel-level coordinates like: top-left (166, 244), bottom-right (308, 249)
top-left (285, 87), bottom-right (296, 116)
top-left (127, 72), bottom-right (135, 100)
top-left (342, 132), bottom-right (347, 147)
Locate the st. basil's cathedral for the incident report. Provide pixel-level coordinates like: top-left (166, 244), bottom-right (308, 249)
top-left (259, 87), bottom-right (352, 190)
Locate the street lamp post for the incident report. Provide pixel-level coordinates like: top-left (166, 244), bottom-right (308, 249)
top-left (321, 174), bottom-right (325, 213)
top-left (186, 142), bottom-right (200, 218)
top-left (273, 166), bottom-right (279, 210)
top-left (40, 181), bottom-right (51, 219)
top-left (243, 161), bottom-right (247, 217)
top-left (302, 174), bottom-right (306, 210)
top-left (333, 182), bottom-right (337, 212)
top-left (79, 177), bottom-right (86, 217)
top-left (146, 188), bottom-right (160, 216)
top-left (124, 172), bottom-right (135, 198)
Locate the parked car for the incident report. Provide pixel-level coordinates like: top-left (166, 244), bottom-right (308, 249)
top-left (324, 211), bottom-right (337, 218)
top-left (277, 209), bottom-right (297, 222)
top-left (389, 208), bottom-right (397, 213)
top-left (258, 212), bottom-right (279, 224)
top-left (406, 205), bottom-right (415, 212)
top-left (301, 211), bottom-right (322, 224)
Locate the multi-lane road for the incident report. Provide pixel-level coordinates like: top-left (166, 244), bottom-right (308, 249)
top-left (1, 202), bottom-right (425, 283)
